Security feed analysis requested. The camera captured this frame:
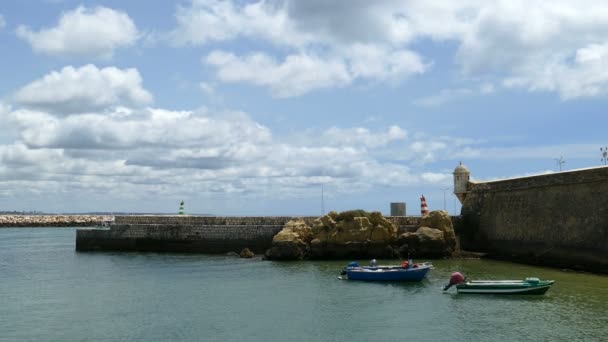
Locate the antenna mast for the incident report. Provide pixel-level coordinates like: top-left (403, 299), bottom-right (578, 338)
top-left (554, 156), bottom-right (565, 171)
top-left (321, 184), bottom-right (325, 216)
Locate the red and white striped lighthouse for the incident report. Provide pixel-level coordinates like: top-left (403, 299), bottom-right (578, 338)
top-left (420, 195), bottom-right (429, 216)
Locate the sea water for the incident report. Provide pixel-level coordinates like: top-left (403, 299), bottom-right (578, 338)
top-left (1, 228), bottom-right (606, 342)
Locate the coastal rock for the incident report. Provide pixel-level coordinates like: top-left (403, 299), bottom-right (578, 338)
top-left (309, 210), bottom-right (398, 259)
top-left (265, 220), bottom-right (313, 260)
top-left (397, 226), bottom-right (452, 258)
top-left (240, 248), bottom-right (255, 258)
top-left (420, 210), bottom-right (457, 252)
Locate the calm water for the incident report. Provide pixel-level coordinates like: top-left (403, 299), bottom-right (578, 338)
top-left (1, 228), bottom-right (606, 342)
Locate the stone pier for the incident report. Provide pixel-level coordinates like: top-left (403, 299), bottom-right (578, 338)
top-left (76, 215), bottom-right (424, 254)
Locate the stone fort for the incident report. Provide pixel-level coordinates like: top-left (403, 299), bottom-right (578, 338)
top-left (454, 162), bottom-right (608, 273)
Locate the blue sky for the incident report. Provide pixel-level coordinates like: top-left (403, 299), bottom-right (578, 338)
top-left (1, 0), bottom-right (607, 215)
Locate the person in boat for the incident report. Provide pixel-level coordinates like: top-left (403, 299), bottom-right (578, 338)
top-left (401, 258), bottom-right (419, 269)
top-left (369, 259), bottom-right (378, 267)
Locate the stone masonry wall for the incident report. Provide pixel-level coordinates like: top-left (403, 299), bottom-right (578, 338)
top-left (76, 215), bottom-right (424, 254)
top-left (459, 166), bottom-right (608, 273)
top-left (112, 215), bottom-right (421, 234)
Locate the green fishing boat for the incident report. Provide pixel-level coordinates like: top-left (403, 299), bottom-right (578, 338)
top-left (444, 273), bottom-right (554, 295)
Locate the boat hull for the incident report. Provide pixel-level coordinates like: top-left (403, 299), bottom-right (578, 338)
top-left (456, 280), bottom-right (554, 295)
top-left (345, 265), bottom-right (430, 281)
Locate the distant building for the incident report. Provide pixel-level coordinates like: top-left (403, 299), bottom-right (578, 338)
top-left (390, 202), bottom-right (406, 216)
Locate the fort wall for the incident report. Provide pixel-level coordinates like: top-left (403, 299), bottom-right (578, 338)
top-left (458, 166), bottom-right (608, 273)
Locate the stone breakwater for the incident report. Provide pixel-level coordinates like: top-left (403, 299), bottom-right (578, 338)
top-left (76, 215), bottom-right (426, 254)
top-left (0, 215), bottom-right (111, 227)
top-left (110, 215), bottom-right (422, 234)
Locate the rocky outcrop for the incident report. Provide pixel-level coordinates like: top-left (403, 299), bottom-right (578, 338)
top-left (397, 210), bottom-right (457, 257)
top-left (420, 210), bottom-right (457, 250)
top-left (240, 248), bottom-right (255, 258)
top-left (397, 227), bottom-right (447, 258)
top-left (266, 210), bottom-right (458, 260)
top-left (0, 215), bottom-right (111, 227)
top-left (265, 219), bottom-right (313, 260)
top-left (308, 210), bottom-right (398, 259)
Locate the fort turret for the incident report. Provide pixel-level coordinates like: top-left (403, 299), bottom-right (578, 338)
top-left (453, 161), bottom-right (470, 204)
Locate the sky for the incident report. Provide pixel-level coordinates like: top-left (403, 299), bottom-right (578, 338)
top-left (1, 0), bottom-right (607, 215)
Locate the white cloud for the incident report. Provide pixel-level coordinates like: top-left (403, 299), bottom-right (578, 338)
top-left (199, 82), bottom-right (215, 96)
top-left (9, 107), bottom-right (270, 152)
top-left (420, 172), bottom-right (452, 184)
top-left (3, 87), bottom-right (459, 203)
top-left (343, 44), bottom-right (427, 81)
top-left (206, 51), bottom-right (352, 97)
top-left (414, 88), bottom-right (474, 107)
top-left (480, 83), bottom-right (495, 94)
top-left (171, 0), bottom-right (416, 48)
top-left (502, 45), bottom-right (608, 99)
top-left (173, 0), bottom-right (608, 99)
top-left (413, 83), bottom-right (495, 107)
top-left (13, 65), bottom-right (153, 114)
top-left (0, 143), bottom-right (65, 168)
top-left (0, 101), bottom-right (9, 117)
top-left (173, 1), bottom-right (426, 96)
top-left (170, 0), bottom-right (318, 47)
top-left (205, 47), bottom-right (426, 97)
top-left (6, 91), bottom-right (596, 209)
top-left (16, 6), bottom-right (138, 58)
top-left (454, 143), bottom-right (602, 160)
top-left (0, 14), bottom-right (6, 29)
top-left (451, 1), bottom-right (608, 99)
top-left (322, 126), bottom-right (407, 148)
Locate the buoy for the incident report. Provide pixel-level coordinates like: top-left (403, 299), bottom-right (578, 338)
top-left (443, 272), bottom-right (465, 291)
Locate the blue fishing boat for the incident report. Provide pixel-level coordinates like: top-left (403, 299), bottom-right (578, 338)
top-left (340, 260), bottom-right (431, 281)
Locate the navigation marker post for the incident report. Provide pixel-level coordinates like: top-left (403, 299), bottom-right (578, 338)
top-left (420, 195), bottom-right (429, 216)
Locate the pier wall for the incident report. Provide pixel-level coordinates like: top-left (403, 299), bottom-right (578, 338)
top-left (76, 215), bottom-right (424, 254)
top-left (458, 166), bottom-right (608, 273)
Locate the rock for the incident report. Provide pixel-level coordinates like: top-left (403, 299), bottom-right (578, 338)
top-left (419, 210), bottom-right (457, 252)
top-left (240, 248), bottom-right (255, 258)
top-left (308, 210), bottom-right (398, 259)
top-left (265, 220), bottom-right (313, 260)
top-left (272, 220), bottom-right (313, 243)
top-left (397, 226), bottom-right (450, 258)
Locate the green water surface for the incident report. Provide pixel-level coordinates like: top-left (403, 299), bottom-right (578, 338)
top-left (0, 228), bottom-right (606, 342)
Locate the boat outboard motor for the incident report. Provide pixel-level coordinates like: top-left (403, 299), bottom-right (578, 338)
top-left (341, 262), bottom-right (359, 276)
top-left (443, 272), bottom-right (465, 291)
top-left (369, 259), bottom-right (378, 267)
